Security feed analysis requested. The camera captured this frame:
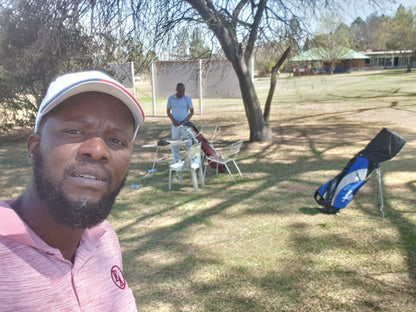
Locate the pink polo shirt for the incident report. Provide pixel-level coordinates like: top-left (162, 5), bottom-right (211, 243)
top-left (0, 200), bottom-right (137, 312)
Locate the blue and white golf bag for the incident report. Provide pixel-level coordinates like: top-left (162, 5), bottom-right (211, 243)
top-left (314, 128), bottom-right (406, 214)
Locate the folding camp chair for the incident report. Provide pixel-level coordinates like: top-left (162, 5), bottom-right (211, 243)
top-left (200, 125), bottom-right (220, 145)
top-left (204, 140), bottom-right (243, 182)
top-left (168, 143), bottom-right (205, 192)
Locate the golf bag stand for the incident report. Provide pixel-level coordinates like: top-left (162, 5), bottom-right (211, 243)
top-left (375, 165), bottom-right (384, 219)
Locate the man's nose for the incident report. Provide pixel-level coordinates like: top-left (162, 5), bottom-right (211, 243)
top-left (78, 136), bottom-right (111, 162)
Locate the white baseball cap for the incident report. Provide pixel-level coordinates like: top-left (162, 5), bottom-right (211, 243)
top-left (35, 70), bottom-right (145, 140)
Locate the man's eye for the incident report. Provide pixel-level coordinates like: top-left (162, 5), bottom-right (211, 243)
top-left (65, 129), bottom-right (83, 135)
top-left (110, 138), bottom-right (128, 147)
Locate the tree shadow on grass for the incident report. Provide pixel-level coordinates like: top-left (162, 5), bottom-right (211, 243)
top-left (114, 120), bottom-right (416, 310)
top-left (298, 207), bottom-right (321, 215)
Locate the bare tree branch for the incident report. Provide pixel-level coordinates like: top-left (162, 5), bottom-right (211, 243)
top-left (263, 46), bottom-right (291, 123)
top-left (244, 0), bottom-right (267, 63)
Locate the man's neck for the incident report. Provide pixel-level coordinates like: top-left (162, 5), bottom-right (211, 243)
top-left (10, 187), bottom-right (84, 264)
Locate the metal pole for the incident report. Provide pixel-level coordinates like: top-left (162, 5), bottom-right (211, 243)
top-left (151, 62), bottom-right (156, 116)
top-left (199, 59), bottom-right (203, 115)
top-left (131, 61), bottom-right (136, 98)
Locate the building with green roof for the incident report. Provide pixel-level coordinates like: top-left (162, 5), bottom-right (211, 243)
top-left (289, 47), bottom-right (369, 75)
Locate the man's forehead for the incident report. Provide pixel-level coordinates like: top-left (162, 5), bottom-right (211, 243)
top-left (47, 92), bottom-right (135, 128)
top-left (56, 92), bottom-right (125, 111)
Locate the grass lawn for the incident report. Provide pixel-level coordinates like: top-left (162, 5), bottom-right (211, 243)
top-left (1, 69), bottom-right (416, 311)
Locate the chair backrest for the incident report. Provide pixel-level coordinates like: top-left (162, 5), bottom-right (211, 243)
top-left (181, 143), bottom-right (202, 170)
top-left (201, 125), bottom-right (220, 144)
top-left (221, 140), bottom-right (243, 159)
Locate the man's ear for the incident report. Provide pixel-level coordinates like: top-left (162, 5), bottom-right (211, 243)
top-left (27, 133), bottom-right (41, 164)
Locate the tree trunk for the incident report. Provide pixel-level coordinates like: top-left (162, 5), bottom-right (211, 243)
top-left (232, 58), bottom-right (272, 142)
top-left (407, 57), bottom-right (412, 72)
top-left (186, 0), bottom-right (271, 141)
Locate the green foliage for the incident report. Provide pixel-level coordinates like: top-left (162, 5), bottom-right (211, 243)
top-left (0, 0), bottom-right (99, 127)
top-left (98, 34), bottom-right (158, 75)
top-left (172, 27), bottom-right (212, 60)
top-left (374, 5), bottom-right (416, 51)
top-left (313, 14), bottom-right (351, 49)
top-left (311, 17), bottom-right (350, 74)
top-left (254, 16), bottom-right (303, 77)
top-left (373, 6), bottom-right (416, 71)
top-left (172, 27), bottom-right (191, 60)
top-left (308, 7), bottom-right (416, 74)
top-left (254, 43), bottom-right (283, 77)
top-left (346, 15), bottom-right (384, 51)
top-left (189, 28), bottom-right (211, 60)
top-left (0, 0), bottom-right (153, 129)
top-left (312, 8), bottom-right (416, 53)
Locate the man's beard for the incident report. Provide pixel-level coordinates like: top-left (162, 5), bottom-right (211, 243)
top-left (32, 152), bottom-right (126, 229)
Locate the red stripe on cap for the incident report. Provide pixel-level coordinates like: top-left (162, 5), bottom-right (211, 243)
top-left (99, 79), bottom-right (145, 122)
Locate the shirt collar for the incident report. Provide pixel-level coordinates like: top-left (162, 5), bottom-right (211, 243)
top-left (0, 200), bottom-right (107, 250)
top-left (0, 200), bottom-right (41, 248)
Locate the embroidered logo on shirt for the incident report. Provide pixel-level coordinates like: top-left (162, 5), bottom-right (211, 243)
top-left (111, 265), bottom-right (126, 289)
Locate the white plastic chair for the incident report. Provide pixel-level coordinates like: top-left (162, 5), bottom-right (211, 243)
top-left (169, 143), bottom-right (205, 191)
top-left (204, 140), bottom-right (243, 182)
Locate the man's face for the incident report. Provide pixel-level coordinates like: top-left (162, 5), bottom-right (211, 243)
top-left (176, 86), bottom-right (185, 98)
top-left (29, 92), bottom-right (135, 228)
